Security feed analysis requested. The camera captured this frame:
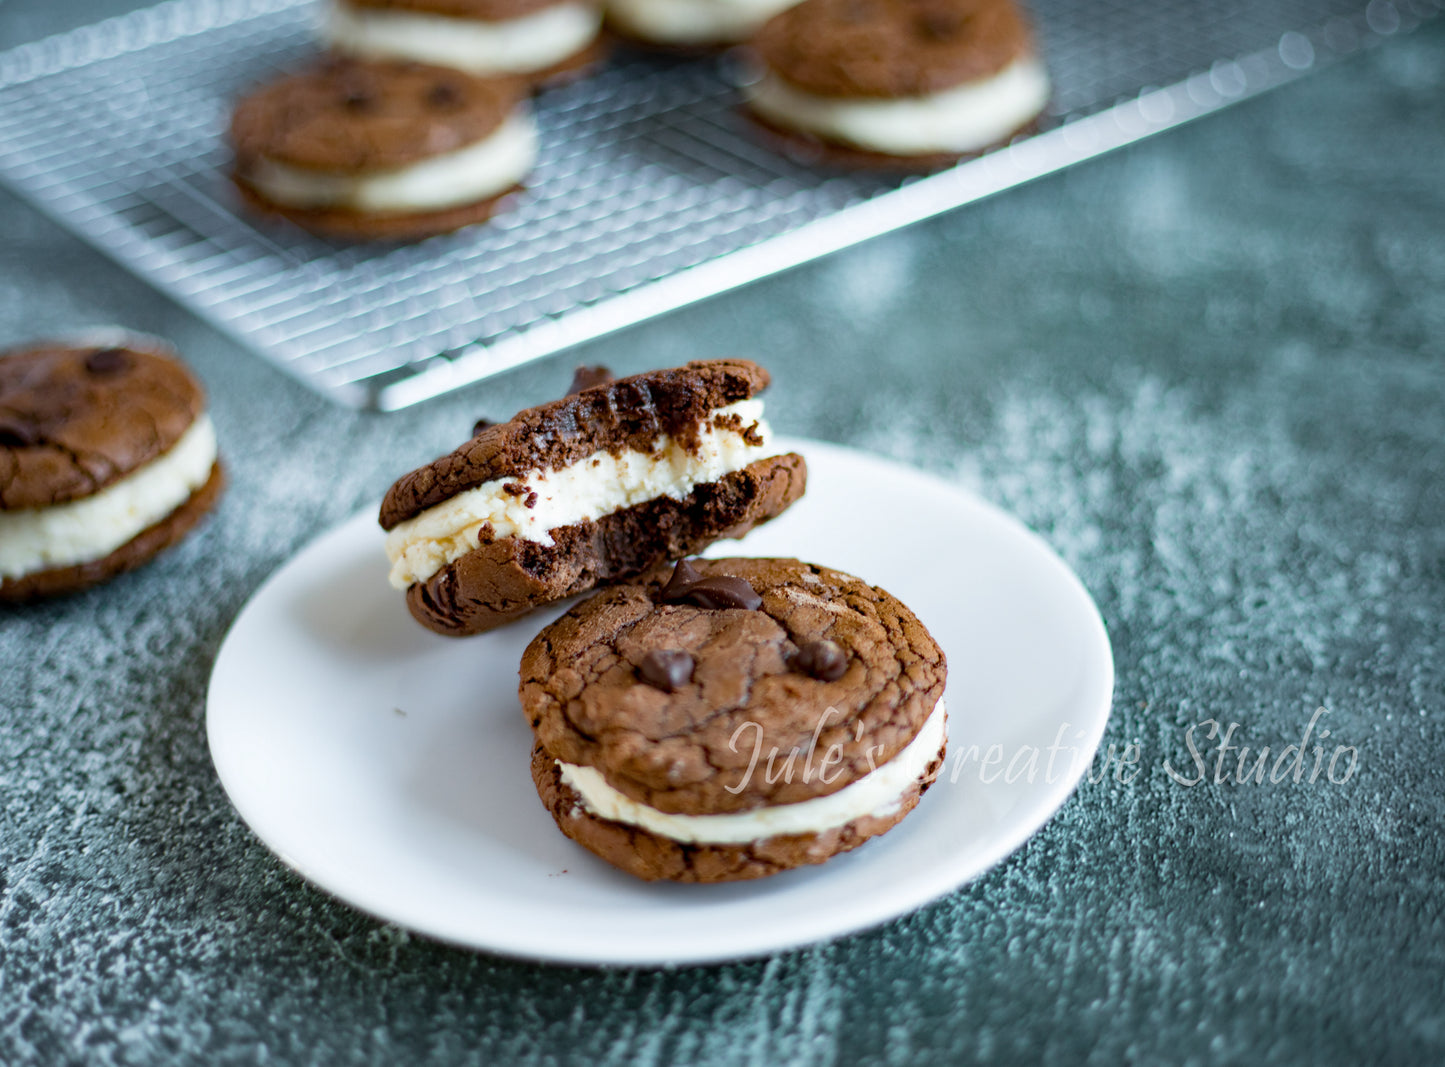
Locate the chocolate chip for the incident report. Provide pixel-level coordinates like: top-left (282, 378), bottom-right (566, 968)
top-left (342, 88), bottom-right (374, 111)
top-left (566, 365), bottom-right (614, 396)
top-left (427, 83), bottom-right (462, 109)
top-left (683, 576), bottom-right (763, 611)
top-left (793, 639), bottom-right (848, 681)
top-left (661, 558), bottom-right (703, 599)
top-left (0, 419), bottom-right (39, 448)
top-left (502, 482), bottom-right (527, 497)
top-left (470, 417), bottom-right (495, 437)
top-left (639, 649), bottom-right (694, 692)
top-left (659, 559), bottom-right (763, 611)
top-left (915, 8), bottom-right (965, 39)
top-left (84, 347), bottom-right (129, 376)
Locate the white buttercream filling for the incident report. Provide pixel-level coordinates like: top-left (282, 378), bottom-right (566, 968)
top-left (607, 0), bottom-right (801, 44)
top-left (746, 54), bottom-right (1050, 156)
top-left (385, 399), bottom-right (772, 589)
top-left (326, 1), bottom-right (601, 75)
top-left (242, 113), bottom-right (538, 213)
top-left (0, 415), bottom-right (218, 580)
top-left (559, 699), bottom-right (948, 844)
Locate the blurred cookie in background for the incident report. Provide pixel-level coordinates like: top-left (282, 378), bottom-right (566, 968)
top-left (230, 59), bottom-right (537, 240)
top-left (744, 0), bottom-right (1049, 168)
top-left (324, 0), bottom-right (607, 87)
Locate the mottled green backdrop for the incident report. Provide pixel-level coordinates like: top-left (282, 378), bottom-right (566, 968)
top-left (1, 4), bottom-right (1441, 1063)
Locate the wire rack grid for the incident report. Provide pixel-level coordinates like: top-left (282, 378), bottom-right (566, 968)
top-left (0, 0), bottom-right (1438, 408)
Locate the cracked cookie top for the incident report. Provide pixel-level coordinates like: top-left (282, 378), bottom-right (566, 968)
top-left (379, 359), bottom-right (772, 530)
top-left (0, 338), bottom-right (206, 511)
top-left (520, 557), bottom-right (947, 815)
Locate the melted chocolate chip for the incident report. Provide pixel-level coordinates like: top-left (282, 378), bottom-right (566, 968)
top-left (342, 88), bottom-right (374, 111)
top-left (470, 417), bottom-right (495, 437)
top-left (793, 639), bottom-right (848, 681)
top-left (0, 419), bottom-right (39, 448)
top-left (915, 8), bottom-right (965, 39)
top-left (659, 559), bottom-right (763, 611)
top-left (427, 83), bottom-right (461, 109)
top-left (639, 649), bottom-right (694, 692)
top-left (84, 347), bottom-right (129, 376)
top-left (683, 576), bottom-right (763, 611)
top-left (566, 365), bottom-right (614, 396)
top-left (661, 558), bottom-right (703, 599)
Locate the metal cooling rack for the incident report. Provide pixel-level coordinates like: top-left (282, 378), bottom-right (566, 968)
top-left (0, 0), bottom-right (1437, 409)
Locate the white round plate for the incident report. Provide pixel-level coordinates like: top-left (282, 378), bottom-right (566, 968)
top-left (208, 438), bottom-right (1113, 967)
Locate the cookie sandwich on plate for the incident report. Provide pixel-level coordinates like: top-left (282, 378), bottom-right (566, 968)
top-left (523, 557), bottom-right (948, 881)
top-left (379, 360), bottom-right (807, 635)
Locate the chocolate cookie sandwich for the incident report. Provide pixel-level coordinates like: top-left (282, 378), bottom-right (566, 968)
top-left (744, 0), bottom-right (1050, 168)
top-left (324, 0), bottom-right (606, 85)
top-left (380, 360), bottom-right (806, 636)
top-left (606, 0), bottom-right (802, 50)
top-left (0, 335), bottom-right (224, 601)
top-left (523, 557), bottom-right (947, 882)
top-left (230, 59), bottom-right (537, 240)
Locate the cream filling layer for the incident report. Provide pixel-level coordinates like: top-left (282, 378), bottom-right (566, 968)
top-left (559, 699), bottom-right (948, 844)
top-left (747, 54), bottom-right (1050, 156)
top-left (0, 415), bottom-right (218, 580)
top-left (385, 399), bottom-right (772, 589)
top-left (326, 1), bottom-right (601, 75)
top-left (607, 0), bottom-right (802, 45)
top-left (242, 114), bottom-right (538, 214)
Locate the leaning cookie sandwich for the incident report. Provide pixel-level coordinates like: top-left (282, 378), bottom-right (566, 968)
top-left (379, 360), bottom-right (807, 635)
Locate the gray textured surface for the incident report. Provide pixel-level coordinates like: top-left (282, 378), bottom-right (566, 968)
top-left (2, 1), bottom-right (1443, 1062)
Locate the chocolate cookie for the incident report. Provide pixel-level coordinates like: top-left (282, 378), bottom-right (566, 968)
top-left (0, 335), bottom-right (224, 601)
top-left (522, 557), bottom-right (948, 882)
top-left (230, 59), bottom-right (537, 240)
top-left (744, 0), bottom-right (1050, 164)
top-left (380, 360), bottom-right (807, 636)
top-left (326, 0), bottom-right (607, 86)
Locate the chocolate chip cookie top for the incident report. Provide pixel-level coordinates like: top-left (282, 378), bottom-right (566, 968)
top-left (230, 59), bottom-right (522, 173)
top-left (379, 359), bottom-right (772, 530)
top-left (0, 338), bottom-right (206, 511)
top-left (521, 558), bottom-right (947, 815)
top-left (343, 0), bottom-right (572, 21)
top-left (752, 0), bottom-right (1034, 99)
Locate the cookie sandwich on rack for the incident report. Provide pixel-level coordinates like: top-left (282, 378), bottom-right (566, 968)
top-left (380, 360), bottom-right (807, 635)
top-left (0, 334), bottom-right (224, 601)
top-left (606, 0), bottom-right (803, 51)
top-left (324, 0), bottom-right (607, 86)
top-left (523, 556), bottom-right (948, 882)
top-left (230, 59), bottom-right (537, 240)
top-left (744, 0), bottom-right (1050, 168)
